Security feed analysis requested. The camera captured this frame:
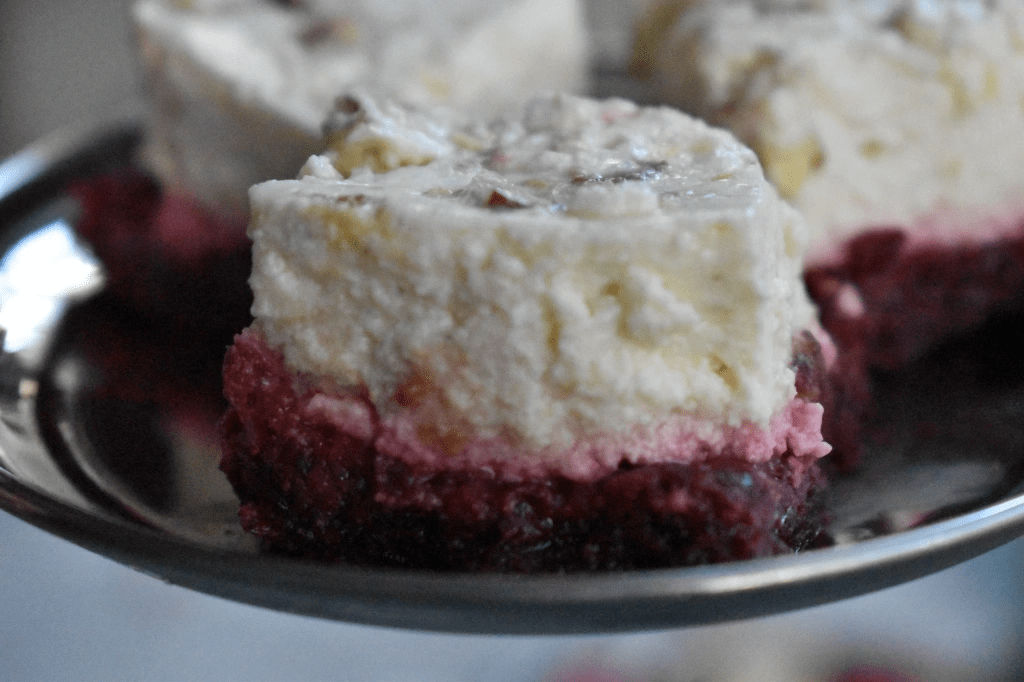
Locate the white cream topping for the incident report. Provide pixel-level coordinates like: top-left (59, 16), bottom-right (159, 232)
top-left (248, 92), bottom-right (815, 453)
top-left (132, 0), bottom-right (589, 214)
top-left (647, 0), bottom-right (1024, 257)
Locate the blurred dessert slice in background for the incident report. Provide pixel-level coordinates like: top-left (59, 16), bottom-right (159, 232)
top-left (68, 0), bottom-right (591, 340)
top-left (632, 0), bottom-right (1024, 374)
top-left (133, 0), bottom-right (590, 219)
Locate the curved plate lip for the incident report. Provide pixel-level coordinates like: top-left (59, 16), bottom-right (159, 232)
top-left (4, 459), bottom-right (1024, 635)
top-left (3, 116), bottom-right (1024, 635)
top-left (0, 104), bottom-right (142, 199)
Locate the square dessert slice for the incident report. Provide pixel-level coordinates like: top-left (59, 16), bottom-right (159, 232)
top-left (636, 0), bottom-right (1024, 370)
top-left (220, 92), bottom-right (841, 571)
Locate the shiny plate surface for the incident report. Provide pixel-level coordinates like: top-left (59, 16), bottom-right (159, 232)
top-left (2, 120), bottom-right (1024, 635)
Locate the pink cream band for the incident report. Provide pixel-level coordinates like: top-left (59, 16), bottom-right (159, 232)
top-left (302, 388), bottom-right (830, 483)
top-left (807, 201), bottom-right (1024, 268)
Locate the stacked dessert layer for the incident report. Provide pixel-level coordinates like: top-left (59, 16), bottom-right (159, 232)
top-left (220, 92), bottom-right (838, 569)
top-left (636, 0), bottom-right (1024, 368)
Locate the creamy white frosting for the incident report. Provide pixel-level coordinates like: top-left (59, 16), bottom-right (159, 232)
top-left (247, 92), bottom-right (817, 455)
top-left (132, 0), bottom-right (589, 215)
top-left (645, 0), bottom-right (1024, 259)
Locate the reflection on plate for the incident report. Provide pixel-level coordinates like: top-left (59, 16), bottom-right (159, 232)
top-left (2, 119), bottom-right (1024, 635)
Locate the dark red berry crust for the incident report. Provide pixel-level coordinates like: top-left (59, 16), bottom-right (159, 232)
top-left (69, 169), bottom-right (253, 340)
top-left (806, 226), bottom-right (1024, 371)
top-left (220, 331), bottom-right (831, 572)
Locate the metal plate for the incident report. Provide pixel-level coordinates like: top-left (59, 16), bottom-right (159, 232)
top-left (2, 119), bottom-right (1024, 635)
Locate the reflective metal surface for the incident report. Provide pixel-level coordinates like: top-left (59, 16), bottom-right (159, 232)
top-left (2, 120), bottom-right (1024, 635)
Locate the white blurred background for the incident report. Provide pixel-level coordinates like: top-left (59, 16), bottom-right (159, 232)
top-left (2, 2), bottom-right (1024, 680)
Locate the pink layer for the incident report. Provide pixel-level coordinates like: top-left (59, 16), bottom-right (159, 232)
top-left (309, 395), bottom-right (829, 482)
top-left (260, 337), bottom-right (831, 483)
top-left (808, 201), bottom-right (1024, 268)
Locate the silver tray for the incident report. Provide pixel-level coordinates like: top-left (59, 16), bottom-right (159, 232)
top-left (2, 119), bottom-right (1024, 635)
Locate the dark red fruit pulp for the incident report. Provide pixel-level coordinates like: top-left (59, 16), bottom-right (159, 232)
top-left (806, 226), bottom-right (1024, 372)
top-left (220, 331), bottom-right (831, 572)
top-left (69, 169), bottom-right (253, 340)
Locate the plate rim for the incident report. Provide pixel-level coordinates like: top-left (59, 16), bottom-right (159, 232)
top-left (4, 458), bottom-right (1024, 634)
top-left (3, 116), bottom-right (1024, 635)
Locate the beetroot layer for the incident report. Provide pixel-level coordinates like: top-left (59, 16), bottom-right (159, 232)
top-left (70, 169), bottom-right (253, 341)
top-left (806, 226), bottom-right (1024, 372)
top-left (220, 331), bottom-right (831, 571)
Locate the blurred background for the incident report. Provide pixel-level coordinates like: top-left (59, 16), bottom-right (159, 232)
top-left (3, 2), bottom-right (1024, 680)
top-left (0, 0), bottom-right (141, 159)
